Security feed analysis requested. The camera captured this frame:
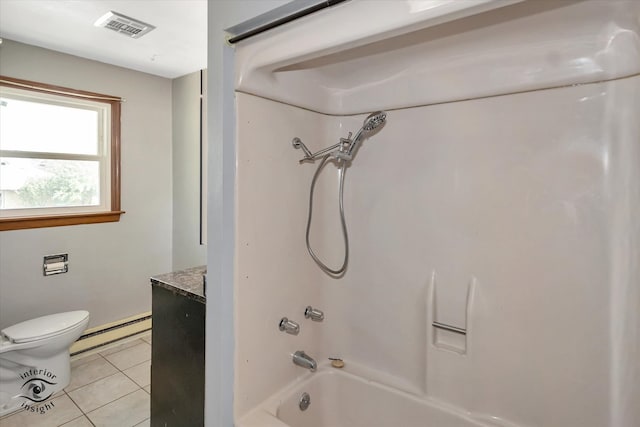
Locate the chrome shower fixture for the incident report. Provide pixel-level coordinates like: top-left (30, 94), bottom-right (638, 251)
top-left (292, 111), bottom-right (388, 277)
top-left (304, 306), bottom-right (324, 322)
top-left (292, 350), bottom-right (317, 371)
top-left (279, 317), bottom-right (300, 335)
top-left (345, 110), bottom-right (387, 157)
top-left (292, 111), bottom-right (387, 163)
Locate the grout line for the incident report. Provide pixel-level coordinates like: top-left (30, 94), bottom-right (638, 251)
top-left (96, 338), bottom-right (148, 358)
top-left (121, 360), bottom-right (151, 389)
top-left (84, 387), bottom-right (146, 418)
top-left (70, 334), bottom-right (151, 424)
top-left (101, 353), bottom-right (122, 372)
top-left (65, 355), bottom-right (115, 394)
top-left (102, 340), bottom-right (152, 359)
top-left (64, 388), bottom-right (86, 416)
top-left (122, 358), bottom-right (151, 370)
top-left (58, 414), bottom-right (88, 427)
top-left (71, 352), bottom-right (106, 369)
top-left (3, 333), bottom-right (152, 426)
top-left (0, 408), bottom-right (24, 420)
top-left (68, 373), bottom-right (144, 417)
top-left (67, 352), bottom-right (142, 394)
top-left (99, 342), bottom-right (151, 373)
top-left (133, 418), bottom-right (151, 427)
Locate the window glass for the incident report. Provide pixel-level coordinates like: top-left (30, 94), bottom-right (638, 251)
top-left (0, 158), bottom-right (100, 210)
top-left (0, 95), bottom-right (100, 155)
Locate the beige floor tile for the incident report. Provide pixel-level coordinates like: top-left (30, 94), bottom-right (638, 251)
top-left (66, 357), bottom-right (118, 392)
top-left (143, 384), bottom-right (151, 394)
top-left (61, 415), bottom-right (94, 426)
top-left (86, 389), bottom-right (149, 427)
top-left (70, 352), bottom-right (102, 368)
top-left (68, 372), bottom-right (139, 413)
top-left (99, 338), bottom-right (147, 357)
top-left (102, 342), bottom-right (151, 371)
top-left (134, 419), bottom-right (150, 427)
top-left (0, 409), bottom-right (22, 421)
top-left (52, 389), bottom-right (66, 399)
top-left (140, 333), bottom-right (151, 345)
top-left (123, 360), bottom-right (151, 388)
top-left (0, 394), bottom-right (82, 427)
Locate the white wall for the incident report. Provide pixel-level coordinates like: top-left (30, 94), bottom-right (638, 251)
top-left (0, 39), bottom-right (173, 329)
top-left (172, 71), bottom-right (206, 270)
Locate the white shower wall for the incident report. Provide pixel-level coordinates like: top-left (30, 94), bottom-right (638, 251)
top-left (235, 95), bottom-right (332, 416)
top-left (339, 77), bottom-right (638, 426)
top-left (233, 1), bottom-right (640, 426)
top-left (235, 76), bottom-right (639, 426)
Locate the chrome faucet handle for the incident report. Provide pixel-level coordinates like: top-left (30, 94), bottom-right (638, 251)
top-left (304, 306), bottom-right (324, 322)
top-left (279, 317), bottom-right (300, 335)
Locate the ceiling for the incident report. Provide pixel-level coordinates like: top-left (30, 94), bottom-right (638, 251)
top-left (0, 0), bottom-right (207, 79)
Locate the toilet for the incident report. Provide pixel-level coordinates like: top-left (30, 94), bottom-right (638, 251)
top-left (0, 310), bottom-right (89, 416)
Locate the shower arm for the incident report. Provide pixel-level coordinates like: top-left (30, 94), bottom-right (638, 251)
top-left (292, 111), bottom-right (386, 164)
top-left (292, 134), bottom-right (353, 164)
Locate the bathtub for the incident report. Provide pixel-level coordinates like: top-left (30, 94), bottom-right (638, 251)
top-left (238, 366), bottom-right (510, 427)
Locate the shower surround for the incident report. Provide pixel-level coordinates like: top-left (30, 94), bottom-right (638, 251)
top-left (231, 1), bottom-right (640, 426)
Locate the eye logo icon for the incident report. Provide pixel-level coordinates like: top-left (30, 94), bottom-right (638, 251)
top-left (20, 377), bottom-right (56, 403)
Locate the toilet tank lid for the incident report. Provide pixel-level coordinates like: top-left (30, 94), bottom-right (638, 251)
top-left (1, 311), bottom-right (89, 344)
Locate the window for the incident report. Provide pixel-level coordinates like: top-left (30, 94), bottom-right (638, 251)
top-left (0, 76), bottom-right (123, 230)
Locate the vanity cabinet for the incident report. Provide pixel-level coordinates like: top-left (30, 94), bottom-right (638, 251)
top-left (150, 266), bottom-right (206, 427)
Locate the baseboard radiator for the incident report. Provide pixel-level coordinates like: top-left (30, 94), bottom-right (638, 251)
top-left (70, 312), bottom-right (152, 356)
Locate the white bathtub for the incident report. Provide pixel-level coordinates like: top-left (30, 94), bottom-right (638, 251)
top-left (238, 367), bottom-right (511, 427)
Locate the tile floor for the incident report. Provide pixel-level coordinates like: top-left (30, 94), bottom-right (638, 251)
top-left (0, 332), bottom-right (152, 427)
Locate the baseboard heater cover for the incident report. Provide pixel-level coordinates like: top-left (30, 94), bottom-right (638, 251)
top-left (70, 312), bottom-right (152, 356)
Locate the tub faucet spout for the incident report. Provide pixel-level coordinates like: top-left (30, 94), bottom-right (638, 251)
top-left (293, 350), bottom-right (317, 371)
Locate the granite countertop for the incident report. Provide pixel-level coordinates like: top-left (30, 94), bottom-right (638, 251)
top-left (150, 265), bottom-right (206, 304)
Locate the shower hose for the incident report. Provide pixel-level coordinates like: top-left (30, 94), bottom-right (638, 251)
top-left (306, 154), bottom-right (349, 277)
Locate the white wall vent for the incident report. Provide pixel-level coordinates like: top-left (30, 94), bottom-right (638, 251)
top-left (94, 11), bottom-right (156, 39)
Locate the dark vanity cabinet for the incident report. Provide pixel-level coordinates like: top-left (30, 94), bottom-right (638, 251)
top-left (150, 266), bottom-right (206, 427)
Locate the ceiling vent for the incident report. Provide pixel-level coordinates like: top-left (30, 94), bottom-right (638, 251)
top-left (95, 11), bottom-right (156, 39)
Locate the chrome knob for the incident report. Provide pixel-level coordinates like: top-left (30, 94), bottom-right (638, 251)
top-left (279, 317), bottom-right (300, 335)
top-left (304, 306), bottom-right (324, 322)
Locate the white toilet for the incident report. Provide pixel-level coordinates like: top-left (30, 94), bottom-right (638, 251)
top-left (0, 310), bottom-right (89, 416)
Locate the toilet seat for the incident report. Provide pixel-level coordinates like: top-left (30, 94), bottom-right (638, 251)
top-left (1, 311), bottom-right (89, 344)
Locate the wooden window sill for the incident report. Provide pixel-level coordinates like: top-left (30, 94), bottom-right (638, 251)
top-left (0, 211), bottom-right (125, 231)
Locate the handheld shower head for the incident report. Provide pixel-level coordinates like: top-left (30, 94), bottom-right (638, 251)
top-left (346, 111), bottom-right (387, 156)
top-left (300, 111), bottom-right (387, 276)
top-left (362, 111), bottom-right (387, 132)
